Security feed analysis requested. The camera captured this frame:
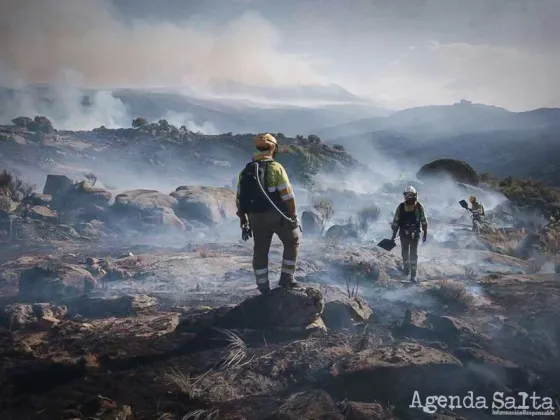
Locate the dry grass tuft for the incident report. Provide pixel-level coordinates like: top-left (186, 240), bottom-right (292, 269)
top-left (181, 409), bottom-right (219, 420)
top-left (213, 328), bottom-right (253, 370)
top-left (163, 367), bottom-right (212, 399)
top-left (427, 279), bottom-right (475, 309)
top-left (196, 247), bottom-right (219, 258)
top-left (345, 277), bottom-right (360, 299)
top-left (157, 414), bottom-right (176, 420)
top-left (312, 197), bottom-right (334, 233)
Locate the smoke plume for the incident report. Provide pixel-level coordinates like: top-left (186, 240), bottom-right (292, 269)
top-left (0, 0), bottom-right (325, 88)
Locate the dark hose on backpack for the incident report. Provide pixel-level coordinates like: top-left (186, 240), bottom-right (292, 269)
top-left (253, 162), bottom-right (302, 231)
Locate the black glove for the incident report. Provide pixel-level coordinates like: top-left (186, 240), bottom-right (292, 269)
top-left (390, 231), bottom-right (397, 242)
top-left (241, 224), bottom-right (252, 241)
top-left (422, 231), bottom-right (427, 243)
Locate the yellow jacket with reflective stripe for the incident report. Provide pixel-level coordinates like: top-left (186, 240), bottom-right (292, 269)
top-left (236, 151), bottom-right (296, 216)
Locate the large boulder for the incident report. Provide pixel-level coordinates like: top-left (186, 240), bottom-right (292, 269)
top-left (322, 297), bottom-right (373, 329)
top-left (28, 116), bottom-right (55, 134)
top-left (43, 174), bottom-right (75, 200)
top-left (170, 185), bottom-right (236, 225)
top-left (112, 189), bottom-right (183, 231)
top-left (325, 343), bottom-right (463, 403)
top-left (12, 116), bottom-right (33, 128)
top-left (214, 286), bottom-right (325, 332)
top-left (142, 206), bottom-right (186, 230)
top-left (417, 159), bottom-right (480, 186)
top-left (113, 189), bottom-right (178, 214)
top-left (325, 223), bottom-right (359, 240)
top-left (19, 262), bottom-right (96, 301)
top-left (65, 181), bottom-right (112, 209)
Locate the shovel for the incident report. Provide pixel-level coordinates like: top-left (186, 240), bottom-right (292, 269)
top-left (459, 199), bottom-right (468, 209)
top-left (377, 238), bottom-right (397, 251)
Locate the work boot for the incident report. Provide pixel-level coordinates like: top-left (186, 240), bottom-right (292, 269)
top-left (278, 273), bottom-right (299, 289)
top-left (401, 264), bottom-right (410, 276)
top-left (410, 270), bottom-right (418, 283)
top-left (257, 283), bottom-right (270, 294)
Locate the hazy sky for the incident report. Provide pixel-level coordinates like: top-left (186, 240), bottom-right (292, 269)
top-left (1, 0), bottom-right (559, 110)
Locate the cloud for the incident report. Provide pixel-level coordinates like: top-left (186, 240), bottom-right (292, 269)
top-left (0, 0), bottom-right (328, 88)
top-left (362, 41), bottom-right (560, 110)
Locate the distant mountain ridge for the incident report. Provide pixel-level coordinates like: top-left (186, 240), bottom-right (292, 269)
top-left (0, 83), bottom-right (389, 136)
top-left (314, 100), bottom-right (560, 186)
top-left (313, 100), bottom-right (560, 140)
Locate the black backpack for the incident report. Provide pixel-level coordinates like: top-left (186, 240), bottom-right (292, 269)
top-left (238, 160), bottom-right (273, 213)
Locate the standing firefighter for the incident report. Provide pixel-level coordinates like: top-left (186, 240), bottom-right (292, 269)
top-left (236, 133), bottom-right (300, 294)
top-left (390, 186), bottom-right (428, 282)
top-left (468, 195), bottom-right (485, 232)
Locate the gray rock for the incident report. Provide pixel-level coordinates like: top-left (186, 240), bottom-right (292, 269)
top-left (43, 174), bottom-right (75, 199)
top-left (28, 205), bottom-right (58, 222)
top-left (19, 262), bottom-right (97, 301)
top-left (322, 297), bottom-right (373, 329)
top-left (0, 303), bottom-right (36, 330)
top-left (68, 294), bottom-right (157, 318)
top-left (215, 286), bottom-right (325, 331)
top-left (170, 185), bottom-right (237, 225)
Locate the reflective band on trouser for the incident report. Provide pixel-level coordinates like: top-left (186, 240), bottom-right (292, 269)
top-left (281, 259), bottom-right (296, 275)
top-left (254, 267), bottom-right (269, 284)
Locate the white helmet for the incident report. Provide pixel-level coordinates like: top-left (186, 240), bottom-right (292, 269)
top-left (404, 186), bottom-right (417, 196)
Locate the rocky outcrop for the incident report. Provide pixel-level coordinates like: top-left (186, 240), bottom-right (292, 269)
top-left (1, 302), bottom-right (68, 330)
top-left (113, 189), bottom-right (178, 214)
top-left (18, 262), bottom-right (97, 301)
top-left (43, 174), bottom-right (75, 199)
top-left (325, 223), bottom-right (358, 240)
top-left (67, 294), bottom-right (158, 318)
top-left (417, 159), bottom-right (480, 186)
top-left (138, 206), bottom-right (185, 230)
top-left (322, 297), bottom-right (373, 329)
top-left (271, 390), bottom-right (343, 420)
top-left (28, 205), bottom-right (58, 222)
top-left (214, 286), bottom-right (325, 332)
top-left (1, 303), bottom-right (37, 330)
top-left (28, 116), bottom-right (55, 134)
top-left (170, 185), bottom-right (237, 225)
top-left (111, 189), bottom-right (184, 230)
top-left (325, 342), bottom-right (464, 403)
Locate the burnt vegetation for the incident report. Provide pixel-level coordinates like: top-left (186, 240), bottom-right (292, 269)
top-left (0, 115), bottom-right (559, 419)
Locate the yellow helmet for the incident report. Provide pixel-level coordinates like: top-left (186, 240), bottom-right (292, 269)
top-left (469, 195), bottom-right (476, 203)
top-left (255, 133), bottom-right (277, 152)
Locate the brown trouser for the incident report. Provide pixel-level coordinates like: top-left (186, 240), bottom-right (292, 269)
top-left (248, 210), bottom-right (300, 285)
top-left (400, 234), bottom-right (419, 274)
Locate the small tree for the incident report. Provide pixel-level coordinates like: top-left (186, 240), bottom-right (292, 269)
top-left (313, 197), bottom-right (334, 233)
top-left (132, 117), bottom-right (148, 128)
top-left (0, 169), bottom-right (35, 201)
top-left (307, 134), bottom-right (321, 145)
top-left (355, 205), bottom-right (381, 237)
